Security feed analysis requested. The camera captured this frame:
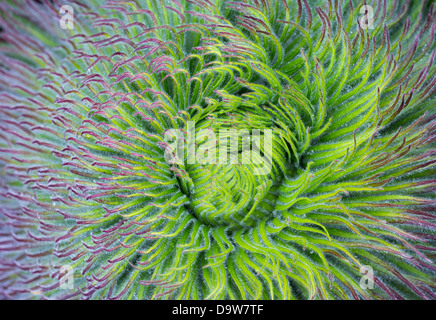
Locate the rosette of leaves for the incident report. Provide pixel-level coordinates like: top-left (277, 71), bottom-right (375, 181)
top-left (0, 0), bottom-right (435, 300)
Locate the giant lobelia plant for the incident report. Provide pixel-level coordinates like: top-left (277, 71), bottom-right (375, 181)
top-left (0, 0), bottom-right (435, 299)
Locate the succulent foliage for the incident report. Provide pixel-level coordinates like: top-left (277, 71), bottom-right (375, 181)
top-left (0, 0), bottom-right (435, 299)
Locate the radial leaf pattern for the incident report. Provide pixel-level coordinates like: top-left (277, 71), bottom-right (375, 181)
top-left (0, 0), bottom-right (435, 300)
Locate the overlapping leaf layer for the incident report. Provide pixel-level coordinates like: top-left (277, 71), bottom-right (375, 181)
top-left (0, 0), bottom-right (435, 299)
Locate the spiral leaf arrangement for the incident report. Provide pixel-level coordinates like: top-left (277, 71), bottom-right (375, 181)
top-left (0, 0), bottom-right (435, 300)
